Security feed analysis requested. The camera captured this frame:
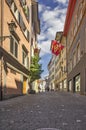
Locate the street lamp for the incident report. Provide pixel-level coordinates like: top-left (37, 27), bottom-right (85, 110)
top-left (0, 20), bottom-right (16, 101)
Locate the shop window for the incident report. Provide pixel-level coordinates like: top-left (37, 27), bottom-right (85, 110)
top-left (74, 74), bottom-right (80, 92)
top-left (68, 80), bottom-right (72, 91)
top-left (60, 82), bottom-right (62, 90)
top-left (64, 79), bottom-right (67, 90)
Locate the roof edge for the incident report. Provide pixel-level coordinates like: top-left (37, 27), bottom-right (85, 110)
top-left (63, 0), bottom-right (76, 36)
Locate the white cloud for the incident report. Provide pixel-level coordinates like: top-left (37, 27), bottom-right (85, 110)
top-left (53, 0), bottom-right (67, 4)
top-left (38, 4), bottom-right (67, 57)
top-left (38, 4), bottom-right (51, 13)
top-left (38, 34), bottom-right (46, 41)
top-left (38, 4), bottom-right (44, 13)
top-left (38, 40), bottom-right (51, 57)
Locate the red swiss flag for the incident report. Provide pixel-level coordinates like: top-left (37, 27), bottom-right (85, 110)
top-left (51, 40), bottom-right (64, 56)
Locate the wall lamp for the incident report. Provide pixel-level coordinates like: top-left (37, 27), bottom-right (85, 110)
top-left (0, 20), bottom-right (16, 42)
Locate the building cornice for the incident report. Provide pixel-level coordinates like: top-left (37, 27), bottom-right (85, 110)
top-left (0, 47), bottom-right (30, 76)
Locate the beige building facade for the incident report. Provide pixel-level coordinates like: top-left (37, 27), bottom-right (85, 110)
top-left (54, 32), bottom-right (67, 91)
top-left (0, 0), bottom-right (40, 100)
top-left (48, 56), bottom-right (55, 91)
top-left (48, 31), bottom-right (67, 92)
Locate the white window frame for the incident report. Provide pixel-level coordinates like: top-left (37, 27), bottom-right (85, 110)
top-left (10, 35), bottom-right (18, 58)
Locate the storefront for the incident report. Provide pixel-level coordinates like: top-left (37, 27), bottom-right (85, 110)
top-left (74, 74), bottom-right (80, 92)
top-left (59, 82), bottom-right (62, 90)
top-left (63, 79), bottom-right (67, 91)
top-left (68, 80), bottom-right (72, 92)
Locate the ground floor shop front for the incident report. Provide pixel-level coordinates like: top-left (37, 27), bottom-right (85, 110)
top-left (0, 49), bottom-right (30, 100)
top-left (67, 54), bottom-right (86, 95)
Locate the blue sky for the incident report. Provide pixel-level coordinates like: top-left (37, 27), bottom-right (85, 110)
top-left (37, 0), bottom-right (68, 78)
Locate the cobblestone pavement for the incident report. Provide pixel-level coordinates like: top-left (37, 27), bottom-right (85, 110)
top-left (0, 91), bottom-right (86, 130)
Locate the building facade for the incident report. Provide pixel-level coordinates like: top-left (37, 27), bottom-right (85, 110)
top-left (64, 0), bottom-right (86, 94)
top-left (0, 0), bottom-right (40, 100)
top-left (48, 55), bottom-right (56, 91)
top-left (30, 0), bottom-right (40, 92)
top-left (51, 55), bottom-right (56, 91)
top-left (54, 32), bottom-right (67, 91)
top-left (48, 31), bottom-right (67, 92)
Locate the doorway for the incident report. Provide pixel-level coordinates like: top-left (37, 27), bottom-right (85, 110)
top-left (23, 76), bottom-right (27, 94)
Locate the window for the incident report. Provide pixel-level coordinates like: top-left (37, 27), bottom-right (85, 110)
top-left (73, 16), bottom-right (77, 36)
top-left (77, 2), bottom-right (83, 26)
top-left (18, 12), bottom-right (20, 23)
top-left (10, 36), bottom-right (18, 58)
top-left (10, 37), bottom-right (14, 54)
top-left (64, 79), bottom-right (67, 89)
top-left (27, 30), bottom-right (29, 42)
top-left (19, 14), bottom-right (26, 32)
top-left (74, 74), bottom-right (80, 92)
top-left (14, 2), bottom-right (17, 12)
top-left (14, 8), bottom-right (19, 21)
top-left (70, 59), bottom-right (72, 71)
top-left (6, 0), bottom-right (13, 6)
top-left (22, 47), bottom-right (29, 68)
top-left (73, 51), bottom-right (76, 67)
top-left (15, 42), bottom-right (18, 58)
top-left (68, 58), bottom-right (72, 73)
top-left (22, 50), bottom-right (26, 65)
top-left (20, 0), bottom-right (26, 6)
top-left (82, 0), bottom-right (86, 16)
top-left (27, 7), bottom-right (30, 21)
top-left (77, 43), bottom-right (80, 62)
top-left (11, 2), bottom-right (17, 13)
top-left (24, 29), bottom-right (30, 42)
top-left (68, 80), bottom-right (72, 91)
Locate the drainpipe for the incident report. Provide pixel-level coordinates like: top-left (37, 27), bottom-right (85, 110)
top-left (0, 0), bottom-right (4, 100)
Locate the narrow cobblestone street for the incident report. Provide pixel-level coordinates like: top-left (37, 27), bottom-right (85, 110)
top-left (0, 92), bottom-right (86, 130)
